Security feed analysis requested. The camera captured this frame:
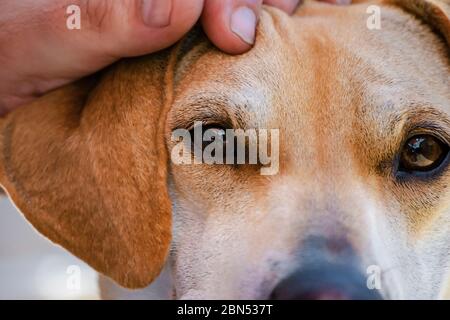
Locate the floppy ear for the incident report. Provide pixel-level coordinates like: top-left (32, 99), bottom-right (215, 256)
top-left (0, 52), bottom-right (174, 289)
top-left (390, 0), bottom-right (450, 45)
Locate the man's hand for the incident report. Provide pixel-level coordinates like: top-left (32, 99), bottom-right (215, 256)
top-left (0, 0), bottom-right (351, 115)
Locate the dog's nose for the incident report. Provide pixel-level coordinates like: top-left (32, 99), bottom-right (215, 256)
top-left (270, 263), bottom-right (383, 300)
top-left (270, 236), bottom-right (383, 300)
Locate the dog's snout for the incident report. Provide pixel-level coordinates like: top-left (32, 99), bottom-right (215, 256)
top-left (270, 236), bottom-right (383, 300)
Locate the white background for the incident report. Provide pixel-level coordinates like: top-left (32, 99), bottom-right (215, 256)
top-left (0, 197), bottom-right (98, 299)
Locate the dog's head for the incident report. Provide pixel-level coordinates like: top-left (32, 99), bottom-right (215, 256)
top-left (0, 0), bottom-right (449, 299)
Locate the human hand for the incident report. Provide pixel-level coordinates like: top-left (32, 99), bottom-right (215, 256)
top-left (0, 0), bottom-right (351, 115)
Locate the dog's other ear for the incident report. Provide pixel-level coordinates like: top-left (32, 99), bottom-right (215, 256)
top-left (0, 52), bottom-right (173, 289)
top-left (390, 0), bottom-right (450, 45)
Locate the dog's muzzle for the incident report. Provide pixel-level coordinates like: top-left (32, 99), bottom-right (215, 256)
top-left (270, 236), bottom-right (383, 300)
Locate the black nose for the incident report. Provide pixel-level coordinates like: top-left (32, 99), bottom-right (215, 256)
top-left (270, 236), bottom-right (383, 300)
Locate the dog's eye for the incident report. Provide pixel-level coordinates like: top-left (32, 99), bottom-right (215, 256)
top-left (188, 124), bottom-right (230, 162)
top-left (200, 126), bottom-right (227, 151)
top-left (189, 124), bottom-right (226, 147)
top-left (398, 135), bottom-right (449, 173)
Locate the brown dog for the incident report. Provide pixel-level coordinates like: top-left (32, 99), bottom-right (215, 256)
top-left (0, 0), bottom-right (449, 299)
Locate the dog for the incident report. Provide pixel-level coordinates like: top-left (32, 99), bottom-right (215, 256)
top-left (0, 0), bottom-right (449, 300)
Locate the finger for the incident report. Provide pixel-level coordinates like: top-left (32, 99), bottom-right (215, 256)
top-left (263, 0), bottom-right (301, 14)
top-left (100, 0), bottom-right (205, 57)
top-left (202, 0), bottom-right (263, 55)
top-left (0, 0), bottom-right (205, 112)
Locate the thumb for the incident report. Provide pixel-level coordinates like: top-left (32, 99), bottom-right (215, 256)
top-left (2, 0), bottom-right (204, 79)
top-left (0, 0), bottom-right (203, 111)
top-left (73, 0), bottom-right (204, 57)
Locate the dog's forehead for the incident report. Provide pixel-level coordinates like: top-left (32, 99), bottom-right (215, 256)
top-left (171, 3), bottom-right (450, 132)
top-left (171, 15), bottom-right (287, 128)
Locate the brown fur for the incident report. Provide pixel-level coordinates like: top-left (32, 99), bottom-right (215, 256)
top-left (0, 0), bottom-right (449, 295)
top-left (0, 53), bottom-right (174, 288)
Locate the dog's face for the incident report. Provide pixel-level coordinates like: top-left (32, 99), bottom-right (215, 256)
top-left (167, 1), bottom-right (450, 299)
top-left (0, 0), bottom-right (449, 299)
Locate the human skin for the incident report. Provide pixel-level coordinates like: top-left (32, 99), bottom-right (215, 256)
top-left (0, 0), bottom-right (350, 116)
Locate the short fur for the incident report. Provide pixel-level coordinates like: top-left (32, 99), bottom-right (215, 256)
top-left (0, 0), bottom-right (449, 298)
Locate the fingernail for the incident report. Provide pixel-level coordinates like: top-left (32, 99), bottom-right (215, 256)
top-left (142, 0), bottom-right (173, 27)
top-left (288, 0), bottom-right (303, 14)
top-left (231, 6), bottom-right (257, 46)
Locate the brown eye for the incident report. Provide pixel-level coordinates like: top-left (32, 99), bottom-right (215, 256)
top-left (399, 135), bottom-right (449, 173)
top-left (189, 124), bottom-right (230, 163)
top-left (189, 124), bottom-right (227, 151)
